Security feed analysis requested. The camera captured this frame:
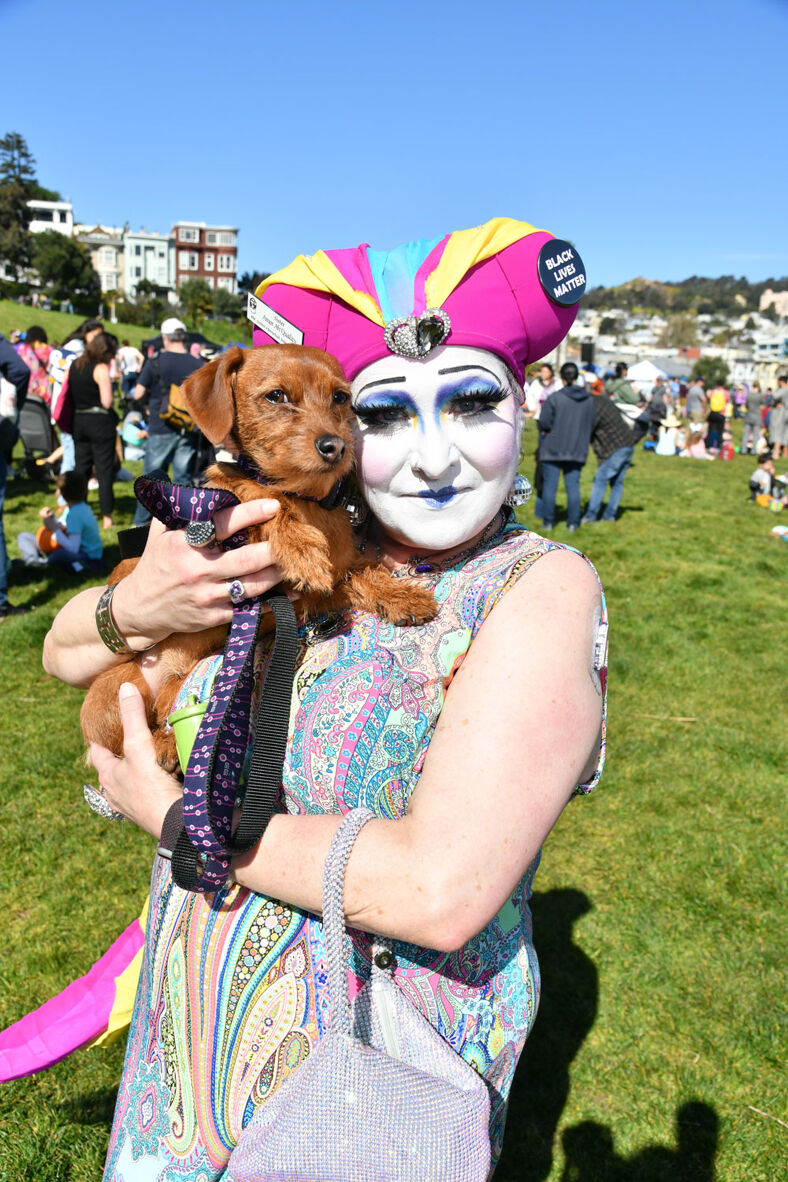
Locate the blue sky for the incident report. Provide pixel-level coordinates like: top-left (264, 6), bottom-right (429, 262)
top-left (2, 0), bottom-right (786, 289)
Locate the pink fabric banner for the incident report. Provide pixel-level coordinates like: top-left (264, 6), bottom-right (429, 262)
top-left (0, 918), bottom-right (144, 1081)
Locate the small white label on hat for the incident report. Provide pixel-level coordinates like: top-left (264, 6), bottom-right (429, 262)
top-left (246, 294), bottom-right (304, 345)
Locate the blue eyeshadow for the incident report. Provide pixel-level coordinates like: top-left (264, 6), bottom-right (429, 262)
top-left (435, 377), bottom-right (504, 414)
top-left (354, 391), bottom-right (419, 413)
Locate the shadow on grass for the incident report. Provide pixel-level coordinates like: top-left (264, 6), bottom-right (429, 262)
top-left (6, 557), bottom-right (112, 613)
top-left (58, 1084), bottom-right (118, 1127)
top-left (497, 889), bottom-right (719, 1181)
top-left (558, 1102), bottom-right (718, 1181)
top-left (497, 888), bottom-right (597, 1180)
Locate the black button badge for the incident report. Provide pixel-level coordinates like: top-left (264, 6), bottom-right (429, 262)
top-left (537, 239), bottom-right (586, 306)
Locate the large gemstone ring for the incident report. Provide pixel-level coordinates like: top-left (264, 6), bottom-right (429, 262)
top-left (83, 783), bottom-right (125, 822)
top-left (226, 578), bottom-right (247, 606)
top-left (185, 520), bottom-right (218, 549)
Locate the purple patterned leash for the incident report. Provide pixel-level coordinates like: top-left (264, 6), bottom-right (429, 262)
top-left (135, 474), bottom-right (263, 891)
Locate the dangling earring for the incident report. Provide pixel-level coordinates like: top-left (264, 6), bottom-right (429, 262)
top-left (505, 474), bottom-right (532, 508)
top-left (342, 490), bottom-right (369, 529)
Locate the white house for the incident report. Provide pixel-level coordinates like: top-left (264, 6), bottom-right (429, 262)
top-left (27, 199), bottom-right (74, 236)
top-left (123, 228), bottom-right (176, 301)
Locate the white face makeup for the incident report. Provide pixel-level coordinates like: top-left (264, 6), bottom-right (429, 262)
top-left (351, 346), bottom-right (524, 553)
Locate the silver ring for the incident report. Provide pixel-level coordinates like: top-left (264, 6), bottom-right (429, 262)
top-left (185, 520), bottom-right (218, 549)
top-left (226, 578), bottom-right (247, 606)
top-left (83, 783), bottom-right (125, 822)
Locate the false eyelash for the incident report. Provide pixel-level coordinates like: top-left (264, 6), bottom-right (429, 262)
top-left (352, 401), bottom-right (408, 424)
top-left (449, 385), bottom-right (508, 406)
top-left (445, 387), bottom-right (511, 417)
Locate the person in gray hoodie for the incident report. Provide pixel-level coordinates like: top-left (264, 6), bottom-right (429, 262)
top-left (535, 362), bottom-right (595, 532)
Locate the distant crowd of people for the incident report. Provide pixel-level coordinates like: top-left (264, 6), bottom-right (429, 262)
top-left (524, 360), bottom-right (788, 531)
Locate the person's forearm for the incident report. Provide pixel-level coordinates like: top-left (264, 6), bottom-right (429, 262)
top-left (42, 578), bottom-right (162, 687)
top-left (231, 796), bottom-right (559, 953)
top-left (56, 529), bottom-right (81, 557)
top-left (43, 585), bottom-right (128, 685)
top-left (232, 812), bottom-right (456, 950)
top-left (43, 502), bottom-right (285, 689)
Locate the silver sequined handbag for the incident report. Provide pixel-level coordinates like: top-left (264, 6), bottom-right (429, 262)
top-left (225, 807), bottom-right (491, 1182)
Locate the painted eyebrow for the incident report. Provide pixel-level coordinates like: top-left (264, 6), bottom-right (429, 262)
top-left (355, 375), bottom-right (407, 395)
top-left (437, 365), bottom-right (500, 379)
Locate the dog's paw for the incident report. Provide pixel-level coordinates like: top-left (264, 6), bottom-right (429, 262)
top-left (374, 580), bottom-right (438, 627)
top-left (154, 730), bottom-right (181, 777)
top-left (289, 568), bottom-right (335, 595)
top-left (281, 549), bottom-right (336, 594)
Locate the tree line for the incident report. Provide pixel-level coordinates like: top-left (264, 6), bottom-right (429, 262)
top-left (584, 273), bottom-right (788, 316)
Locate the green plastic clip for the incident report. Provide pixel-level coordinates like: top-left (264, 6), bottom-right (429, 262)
top-left (167, 694), bottom-right (208, 771)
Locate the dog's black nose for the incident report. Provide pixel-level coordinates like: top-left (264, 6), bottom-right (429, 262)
top-left (315, 435), bottom-right (346, 463)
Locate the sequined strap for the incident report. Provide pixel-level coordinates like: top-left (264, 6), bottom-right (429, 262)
top-left (323, 808), bottom-right (379, 1036)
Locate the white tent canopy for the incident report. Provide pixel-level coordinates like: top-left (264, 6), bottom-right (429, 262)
top-left (626, 359), bottom-right (668, 382)
top-left (626, 359), bottom-right (669, 396)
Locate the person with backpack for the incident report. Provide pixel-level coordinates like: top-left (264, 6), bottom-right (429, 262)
top-left (132, 318), bottom-right (205, 525)
top-left (15, 326), bottom-right (51, 403)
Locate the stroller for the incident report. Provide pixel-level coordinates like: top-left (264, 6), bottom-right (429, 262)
top-left (18, 396), bottom-right (60, 480)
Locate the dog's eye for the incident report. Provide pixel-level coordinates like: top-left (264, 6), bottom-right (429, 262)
top-left (265, 389), bottom-right (290, 404)
top-left (332, 390), bottom-right (350, 405)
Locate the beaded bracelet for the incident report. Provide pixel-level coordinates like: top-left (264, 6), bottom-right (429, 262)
top-left (95, 583), bottom-right (155, 655)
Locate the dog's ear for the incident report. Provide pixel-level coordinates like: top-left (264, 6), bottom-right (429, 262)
top-left (181, 345), bottom-right (245, 444)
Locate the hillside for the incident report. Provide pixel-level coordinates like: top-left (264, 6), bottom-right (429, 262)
top-left (583, 274), bottom-right (788, 316)
top-left (0, 301), bottom-right (252, 348)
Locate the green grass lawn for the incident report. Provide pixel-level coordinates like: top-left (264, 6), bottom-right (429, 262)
top-left (0, 299), bottom-right (252, 350)
top-left (0, 424), bottom-right (785, 1180)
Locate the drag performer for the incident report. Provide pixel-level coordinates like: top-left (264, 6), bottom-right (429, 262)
top-left (35, 217), bottom-right (605, 1179)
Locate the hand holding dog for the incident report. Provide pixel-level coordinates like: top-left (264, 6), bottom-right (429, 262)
top-left (90, 681), bottom-right (181, 837)
top-left (111, 497), bottom-right (286, 648)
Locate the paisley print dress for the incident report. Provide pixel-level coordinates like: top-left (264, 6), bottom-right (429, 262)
top-left (104, 519), bottom-right (607, 1180)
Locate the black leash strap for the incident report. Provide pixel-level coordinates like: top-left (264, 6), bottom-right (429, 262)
top-left (228, 592), bottom-right (298, 856)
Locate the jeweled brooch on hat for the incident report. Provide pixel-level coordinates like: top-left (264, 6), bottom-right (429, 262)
top-left (384, 308), bottom-right (451, 359)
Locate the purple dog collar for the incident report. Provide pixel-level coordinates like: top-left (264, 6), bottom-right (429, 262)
top-left (234, 453), bottom-right (347, 511)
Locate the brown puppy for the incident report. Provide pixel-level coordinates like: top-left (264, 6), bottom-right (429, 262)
top-left (81, 344), bottom-right (436, 771)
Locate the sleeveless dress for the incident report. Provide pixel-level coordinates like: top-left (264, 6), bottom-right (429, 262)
top-left (104, 518), bottom-right (607, 1180)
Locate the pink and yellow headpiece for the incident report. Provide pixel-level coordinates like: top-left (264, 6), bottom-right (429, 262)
top-left (250, 216), bottom-right (585, 386)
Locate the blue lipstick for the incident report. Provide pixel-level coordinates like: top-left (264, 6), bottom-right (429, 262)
top-left (417, 486), bottom-right (458, 507)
